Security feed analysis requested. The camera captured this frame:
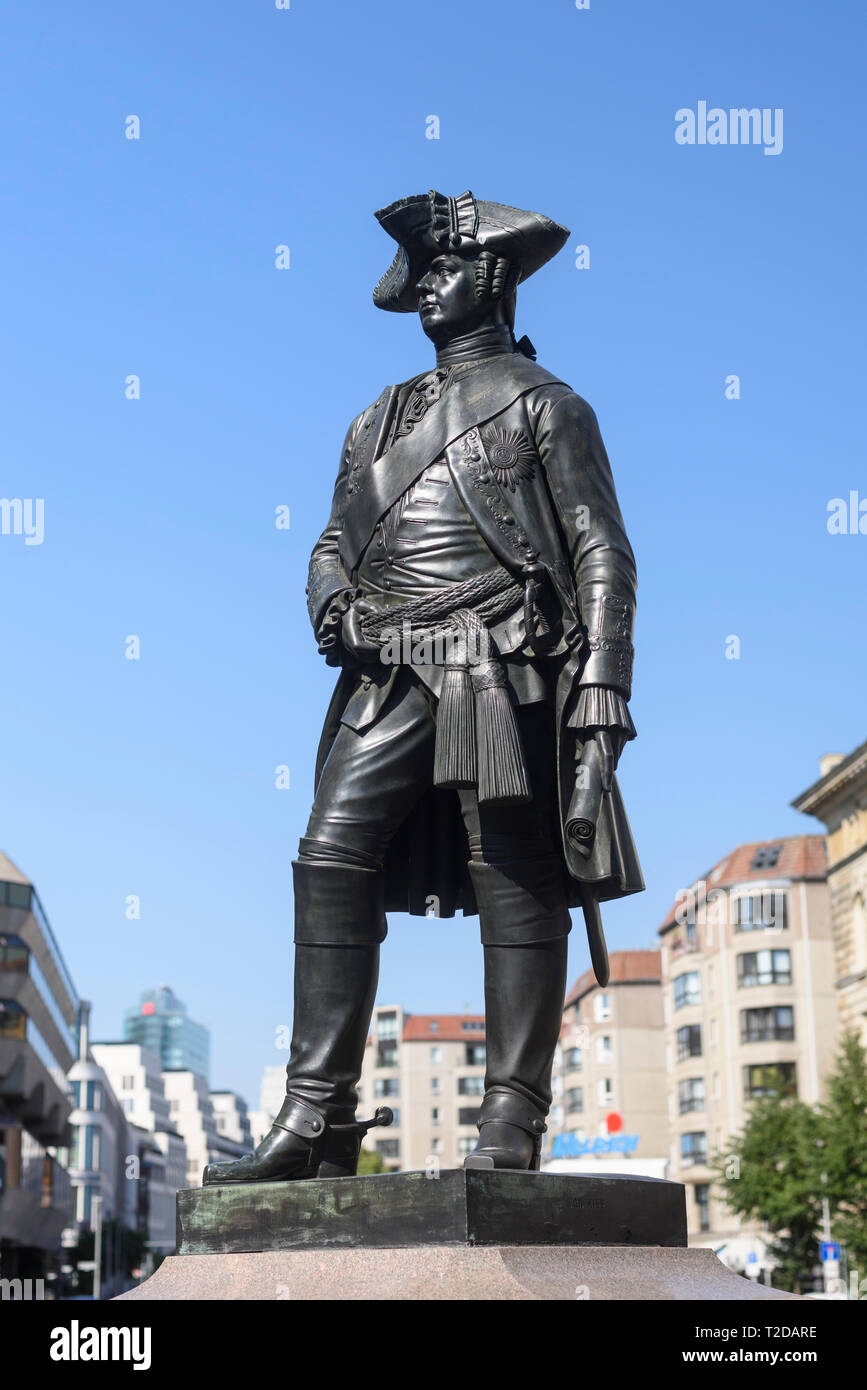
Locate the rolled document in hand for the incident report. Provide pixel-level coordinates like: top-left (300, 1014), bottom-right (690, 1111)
top-left (565, 737), bottom-right (604, 855)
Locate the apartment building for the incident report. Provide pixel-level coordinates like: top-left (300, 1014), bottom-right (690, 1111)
top-left (794, 743), bottom-right (867, 1047)
top-left (357, 1006), bottom-right (487, 1169)
top-left (0, 852), bottom-right (76, 1282)
top-left (544, 950), bottom-right (667, 1175)
top-left (657, 834), bottom-right (835, 1260)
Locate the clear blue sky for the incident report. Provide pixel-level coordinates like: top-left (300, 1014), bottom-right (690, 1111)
top-left (2, 1), bottom-right (864, 1108)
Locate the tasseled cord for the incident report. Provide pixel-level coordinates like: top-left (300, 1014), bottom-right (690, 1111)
top-left (433, 609), bottom-right (531, 804)
top-left (432, 610), bottom-right (477, 788)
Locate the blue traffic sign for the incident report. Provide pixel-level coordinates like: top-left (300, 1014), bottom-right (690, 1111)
top-left (820, 1242), bottom-right (840, 1262)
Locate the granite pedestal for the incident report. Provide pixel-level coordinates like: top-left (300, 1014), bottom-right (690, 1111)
top-left (117, 1170), bottom-right (793, 1301)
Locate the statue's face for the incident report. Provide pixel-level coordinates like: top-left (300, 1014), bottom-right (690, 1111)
top-left (415, 253), bottom-right (486, 343)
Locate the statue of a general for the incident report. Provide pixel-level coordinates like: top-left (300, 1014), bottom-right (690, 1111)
top-left (204, 190), bottom-right (643, 1186)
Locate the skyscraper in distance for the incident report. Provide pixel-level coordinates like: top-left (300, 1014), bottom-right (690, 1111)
top-left (123, 984), bottom-right (210, 1081)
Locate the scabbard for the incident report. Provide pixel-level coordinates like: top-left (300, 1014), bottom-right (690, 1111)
top-left (579, 883), bottom-right (610, 988)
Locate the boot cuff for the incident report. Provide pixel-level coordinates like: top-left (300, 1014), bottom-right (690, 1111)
top-left (292, 860), bottom-right (387, 944)
top-left (468, 860), bottom-right (571, 945)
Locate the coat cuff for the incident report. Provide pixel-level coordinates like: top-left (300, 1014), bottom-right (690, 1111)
top-left (579, 593), bottom-right (634, 698)
top-left (306, 559), bottom-right (354, 634)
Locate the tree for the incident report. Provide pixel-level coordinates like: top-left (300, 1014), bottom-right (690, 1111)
top-left (818, 1029), bottom-right (867, 1277)
top-left (356, 1147), bottom-right (386, 1176)
top-left (714, 1092), bottom-right (824, 1293)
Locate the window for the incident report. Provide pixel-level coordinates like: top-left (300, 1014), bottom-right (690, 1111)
top-left (122, 1074), bottom-right (135, 1091)
top-left (430, 1076), bottom-right (440, 1095)
top-left (387, 1108), bottom-right (400, 1126)
top-left (376, 1039), bottom-right (398, 1068)
top-left (737, 950), bottom-right (791, 988)
top-left (458, 1107), bottom-right (481, 1126)
top-left (458, 1075), bottom-right (484, 1096)
top-left (694, 1183), bottom-right (711, 1233)
top-left (87, 1081), bottom-right (102, 1111)
top-left (678, 1077), bottom-right (705, 1114)
top-left (374, 1077), bottom-right (399, 1097)
top-left (0, 999), bottom-right (26, 1040)
top-left (431, 1107), bottom-right (441, 1125)
top-left (430, 1046), bottom-right (442, 1064)
top-left (465, 1044), bottom-right (486, 1067)
top-left (122, 1098), bottom-right (134, 1114)
top-left (376, 1139), bottom-right (400, 1159)
top-left (744, 1063), bottom-right (797, 1100)
top-left (595, 1035), bottom-right (613, 1062)
top-left (376, 1011), bottom-right (398, 1039)
top-left (674, 973), bottom-right (701, 1010)
top-left (429, 1021), bottom-right (439, 1032)
top-left (430, 1137), bottom-right (443, 1155)
top-left (461, 1020), bottom-right (484, 1032)
top-left (566, 1086), bottom-right (584, 1114)
top-left (458, 1136), bottom-right (476, 1158)
top-left (736, 893), bottom-right (788, 932)
top-left (597, 1078), bottom-right (613, 1107)
top-left (0, 934), bottom-right (29, 972)
top-left (750, 845), bottom-right (781, 871)
top-left (594, 992), bottom-right (611, 1022)
top-left (680, 1132), bottom-right (707, 1167)
top-left (676, 1024), bottom-right (702, 1061)
top-left (740, 1006), bottom-right (795, 1044)
top-left (564, 1047), bottom-right (583, 1070)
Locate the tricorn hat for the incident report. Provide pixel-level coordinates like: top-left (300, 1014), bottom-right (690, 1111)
top-left (373, 189), bottom-right (570, 313)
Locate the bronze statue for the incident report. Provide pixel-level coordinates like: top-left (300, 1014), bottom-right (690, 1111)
top-left (204, 190), bottom-right (642, 1186)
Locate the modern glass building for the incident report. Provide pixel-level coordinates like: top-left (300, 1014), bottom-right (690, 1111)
top-left (123, 984), bottom-right (210, 1081)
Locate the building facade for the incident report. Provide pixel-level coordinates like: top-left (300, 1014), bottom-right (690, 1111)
top-left (794, 743), bottom-right (867, 1048)
top-left (0, 853), bottom-right (76, 1284)
top-left (657, 834), bottom-right (835, 1264)
top-left (92, 1040), bottom-right (187, 1257)
top-left (123, 984), bottom-right (210, 1081)
top-left (357, 1007), bottom-right (487, 1170)
top-left (249, 1064), bottom-right (286, 1147)
top-left (161, 1069), bottom-right (221, 1189)
top-left (544, 950), bottom-right (667, 1176)
top-left (209, 1090), bottom-right (253, 1154)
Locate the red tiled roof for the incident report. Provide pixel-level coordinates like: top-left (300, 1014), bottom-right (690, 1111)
top-left (656, 834), bottom-right (827, 934)
top-left (402, 1014), bottom-right (486, 1042)
top-left (564, 949), bottom-right (661, 1009)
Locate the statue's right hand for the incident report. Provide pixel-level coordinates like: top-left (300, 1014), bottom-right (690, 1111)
top-left (340, 599), bottom-right (381, 662)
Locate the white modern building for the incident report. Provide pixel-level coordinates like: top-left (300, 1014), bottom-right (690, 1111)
top-left (92, 1040), bottom-right (187, 1255)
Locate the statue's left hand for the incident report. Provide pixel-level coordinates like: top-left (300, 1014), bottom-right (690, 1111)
top-left (589, 727), bottom-right (628, 792)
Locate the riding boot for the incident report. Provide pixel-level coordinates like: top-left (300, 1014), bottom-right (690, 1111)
top-left (203, 860), bottom-right (385, 1185)
top-left (462, 859), bottom-right (569, 1171)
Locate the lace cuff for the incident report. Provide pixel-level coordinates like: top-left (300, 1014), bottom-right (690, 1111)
top-left (568, 685), bottom-right (636, 739)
